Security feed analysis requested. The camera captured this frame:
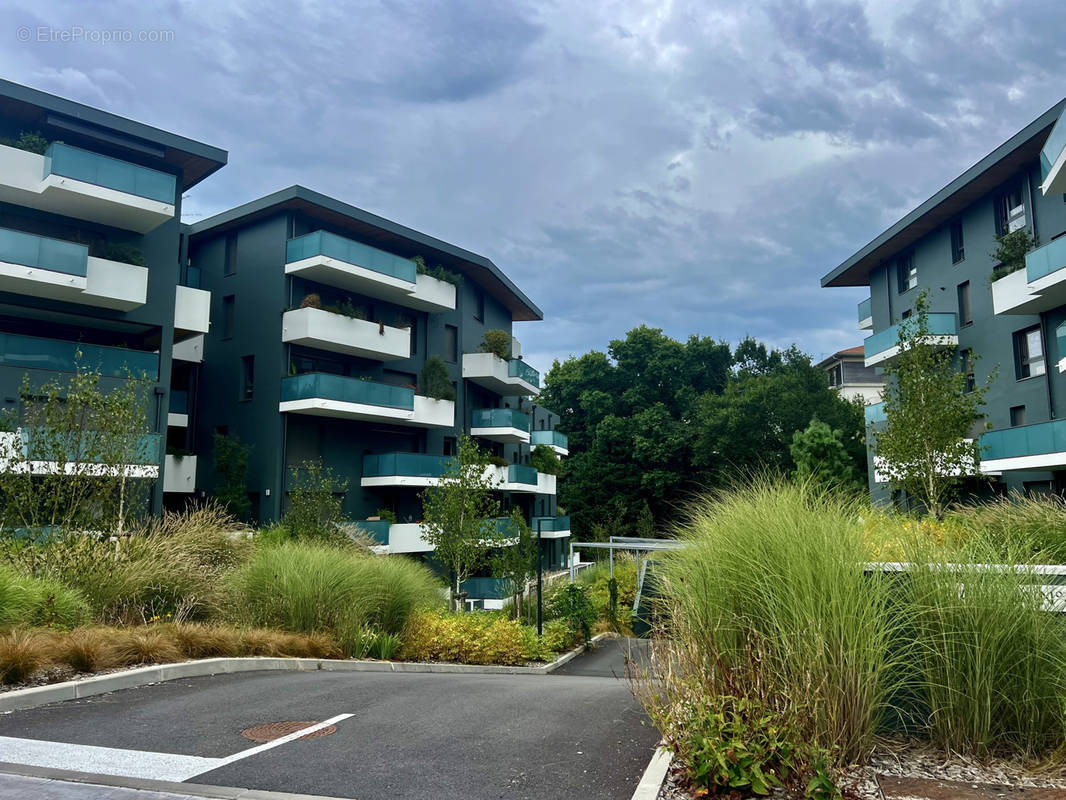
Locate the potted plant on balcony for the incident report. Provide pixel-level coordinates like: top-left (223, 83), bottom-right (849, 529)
top-left (420, 356), bottom-right (455, 402)
top-left (990, 228), bottom-right (1036, 281)
top-left (480, 329), bottom-right (511, 360)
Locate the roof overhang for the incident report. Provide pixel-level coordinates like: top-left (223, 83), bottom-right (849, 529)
top-left (0, 79), bottom-right (227, 191)
top-left (821, 98), bottom-right (1066, 288)
top-left (189, 186), bottom-right (543, 321)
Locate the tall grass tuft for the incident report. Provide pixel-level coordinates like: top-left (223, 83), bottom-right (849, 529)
top-left (53, 628), bottom-right (118, 673)
top-left (0, 566), bottom-right (90, 630)
top-left (227, 543), bottom-right (442, 652)
top-left (946, 494), bottom-right (1066, 563)
top-left (650, 480), bottom-right (912, 764)
top-left (902, 532), bottom-right (1066, 758)
top-left (0, 628), bottom-right (53, 683)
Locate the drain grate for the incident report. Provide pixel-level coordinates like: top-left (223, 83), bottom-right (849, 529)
top-left (241, 721), bottom-right (337, 743)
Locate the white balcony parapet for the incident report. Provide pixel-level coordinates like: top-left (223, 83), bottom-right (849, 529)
top-left (0, 143), bottom-right (175, 233)
top-left (173, 334), bottom-right (204, 364)
top-left (0, 250), bottom-right (147, 312)
top-left (537, 472), bottom-right (557, 495)
top-left (175, 286), bottom-right (211, 337)
top-left (281, 307), bottom-right (411, 361)
top-left (461, 352), bottom-right (540, 396)
top-left (163, 454), bottom-right (197, 493)
top-left (386, 522), bottom-right (434, 554)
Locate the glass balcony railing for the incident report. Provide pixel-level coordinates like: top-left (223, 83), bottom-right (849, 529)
top-left (863, 313), bottom-right (957, 360)
top-left (1058, 322), bottom-right (1066, 356)
top-left (532, 516), bottom-right (570, 533)
top-left (507, 359), bottom-right (540, 388)
top-left (507, 464), bottom-right (538, 485)
top-left (865, 402), bottom-right (886, 426)
top-left (0, 332), bottom-right (158, 380)
top-left (19, 429), bottom-right (161, 465)
top-left (281, 372), bottom-right (414, 410)
top-left (471, 408), bottom-right (530, 431)
top-left (531, 430), bottom-right (568, 450)
top-left (1025, 236), bottom-right (1066, 283)
top-left (285, 230), bottom-right (417, 283)
top-left (1041, 110), bottom-right (1066, 185)
top-left (362, 452), bottom-right (451, 479)
top-left (44, 142), bottom-right (176, 204)
top-left (858, 297), bottom-right (872, 322)
top-left (169, 389), bottom-right (189, 415)
top-left (460, 576), bottom-right (513, 599)
top-left (0, 227), bottom-right (88, 277)
top-left (982, 419), bottom-right (1066, 462)
top-left (352, 520), bottom-right (391, 545)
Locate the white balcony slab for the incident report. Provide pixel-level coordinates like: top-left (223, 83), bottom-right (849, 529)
top-left (387, 523), bottom-right (434, 554)
top-left (282, 307), bottom-right (411, 360)
top-left (163, 454), bottom-right (197, 493)
top-left (859, 314), bottom-right (872, 330)
top-left (865, 335), bottom-right (958, 368)
top-left (537, 473), bottom-right (557, 495)
top-left (0, 145), bottom-right (174, 233)
top-left (284, 259), bottom-right (456, 313)
top-left (174, 286), bottom-right (211, 337)
top-left (992, 268), bottom-right (1044, 315)
top-left (281, 395), bottom-right (453, 429)
top-left (173, 334), bottom-right (204, 363)
top-left (167, 413), bottom-right (189, 428)
top-left (461, 352), bottom-right (539, 396)
top-left (470, 425), bottom-right (529, 444)
top-left (0, 254), bottom-right (147, 311)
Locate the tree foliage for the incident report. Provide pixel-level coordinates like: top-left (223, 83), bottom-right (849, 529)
top-left (284, 459), bottom-right (348, 541)
top-left (420, 356), bottom-right (455, 402)
top-left (491, 509), bottom-right (537, 619)
top-left (0, 362), bottom-right (155, 535)
top-left (539, 327), bottom-right (866, 537)
top-left (212, 433), bottom-right (251, 520)
top-left (420, 435), bottom-right (504, 610)
top-left (790, 418), bottom-right (861, 491)
top-left (875, 292), bottom-right (990, 517)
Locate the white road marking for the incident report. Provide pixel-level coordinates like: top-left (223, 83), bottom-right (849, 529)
top-left (0, 713), bottom-right (354, 782)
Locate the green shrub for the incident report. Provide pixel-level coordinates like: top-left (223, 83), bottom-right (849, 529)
top-left (548, 583), bottom-right (596, 645)
top-left (420, 356), bottom-right (455, 401)
top-left (283, 460), bottom-right (348, 542)
top-left (228, 543), bottom-right (442, 648)
top-left (480, 329), bottom-right (511, 360)
top-left (0, 131), bottom-right (49, 155)
top-left (530, 445), bottom-right (563, 476)
top-left (375, 508), bottom-right (397, 524)
top-left (0, 566), bottom-right (90, 629)
top-left (399, 609), bottom-right (543, 665)
top-left (575, 558), bottom-right (638, 628)
top-left (413, 256), bottom-right (463, 286)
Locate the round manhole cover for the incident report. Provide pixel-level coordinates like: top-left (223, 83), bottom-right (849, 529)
top-left (241, 721), bottom-right (337, 743)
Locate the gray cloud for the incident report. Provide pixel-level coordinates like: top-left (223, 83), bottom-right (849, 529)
top-left (0, 0), bottom-right (1064, 372)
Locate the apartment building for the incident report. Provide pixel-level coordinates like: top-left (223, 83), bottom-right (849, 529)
top-left (817, 345), bottom-right (883, 405)
top-left (184, 187), bottom-right (571, 595)
top-left (0, 79), bottom-right (226, 514)
top-left (822, 97), bottom-right (1066, 502)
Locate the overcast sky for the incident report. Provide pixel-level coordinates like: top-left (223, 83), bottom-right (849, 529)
top-left (2, 1), bottom-right (1064, 371)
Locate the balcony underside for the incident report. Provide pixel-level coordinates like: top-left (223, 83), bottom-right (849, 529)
top-left (471, 425), bottom-right (529, 444)
top-left (280, 395), bottom-right (454, 429)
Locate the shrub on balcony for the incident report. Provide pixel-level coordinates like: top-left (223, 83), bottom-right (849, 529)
top-left (0, 131), bottom-right (49, 155)
top-left (420, 356), bottom-right (455, 401)
top-left (413, 255), bottom-right (463, 286)
top-left (299, 292), bottom-right (321, 309)
top-left (530, 445), bottom-right (563, 476)
top-left (480, 329), bottom-right (511, 360)
top-left (990, 228), bottom-right (1036, 280)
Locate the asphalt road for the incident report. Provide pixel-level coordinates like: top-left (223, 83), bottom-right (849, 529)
top-left (0, 658), bottom-right (659, 800)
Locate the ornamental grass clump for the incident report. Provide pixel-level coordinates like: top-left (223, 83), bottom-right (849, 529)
top-left (0, 565), bottom-right (90, 630)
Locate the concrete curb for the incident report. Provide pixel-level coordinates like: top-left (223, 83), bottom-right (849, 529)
top-left (631, 746), bottom-right (672, 800)
top-left (0, 632), bottom-right (618, 713)
top-left (0, 761), bottom-right (352, 799)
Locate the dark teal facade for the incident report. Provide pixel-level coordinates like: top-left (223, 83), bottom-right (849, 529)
top-left (823, 97), bottom-right (1066, 503)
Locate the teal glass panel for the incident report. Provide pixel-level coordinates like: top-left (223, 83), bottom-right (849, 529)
top-left (507, 464), bottom-right (538, 485)
top-left (863, 313), bottom-right (956, 360)
top-left (361, 452), bottom-right (451, 478)
top-left (532, 516), bottom-right (570, 532)
top-left (460, 577), bottom-right (513, 599)
top-left (507, 359), bottom-right (540, 387)
top-left (531, 430), bottom-right (568, 449)
top-left (20, 429), bottom-right (161, 465)
top-left (0, 227), bottom-right (88, 276)
top-left (1041, 110), bottom-right (1066, 183)
top-left (285, 230), bottom-right (417, 283)
top-left (865, 402), bottom-right (886, 426)
top-left (981, 419), bottom-right (1066, 461)
top-left (281, 373), bottom-right (414, 410)
top-left (471, 408), bottom-right (530, 431)
top-left (44, 142), bottom-right (176, 204)
top-left (1025, 236), bottom-right (1066, 283)
top-left (858, 297), bottom-right (872, 321)
top-left (353, 520), bottom-right (391, 545)
top-left (0, 332), bottom-right (158, 379)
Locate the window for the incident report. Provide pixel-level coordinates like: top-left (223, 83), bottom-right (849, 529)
top-left (901, 309), bottom-right (912, 320)
top-left (957, 281), bottom-right (972, 326)
top-left (897, 253), bottom-right (917, 293)
top-left (994, 184), bottom-right (1025, 236)
top-left (443, 324), bottom-right (458, 363)
top-left (1010, 405), bottom-right (1027, 427)
top-left (240, 355), bottom-right (254, 400)
top-left (474, 289), bottom-right (485, 322)
top-left (950, 220), bottom-right (965, 264)
top-left (443, 437), bottom-right (456, 457)
top-left (1014, 325), bottom-right (1046, 379)
top-left (827, 363), bottom-right (843, 388)
top-left (222, 295), bottom-right (235, 339)
top-left (960, 349), bottom-right (975, 393)
top-left (224, 233), bottom-right (238, 276)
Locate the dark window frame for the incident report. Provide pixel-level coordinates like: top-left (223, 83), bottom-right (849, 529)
top-left (950, 220), bottom-right (965, 264)
top-left (443, 324), bottom-right (458, 363)
top-left (1013, 325), bottom-right (1046, 380)
top-left (224, 232), bottom-right (238, 276)
top-left (896, 252), bottom-right (917, 294)
top-left (957, 281), bottom-right (972, 326)
top-left (240, 355), bottom-right (255, 401)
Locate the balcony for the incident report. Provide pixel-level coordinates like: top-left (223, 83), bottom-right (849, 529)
top-left (1041, 107), bottom-right (1066, 196)
top-left (863, 313), bottom-right (958, 367)
top-left (980, 419), bottom-right (1066, 473)
top-left (991, 237), bottom-right (1066, 315)
top-left (460, 577), bottom-right (513, 601)
top-left (2, 429), bottom-right (161, 478)
top-left (531, 430), bottom-right (568, 456)
top-left (280, 373), bottom-right (454, 428)
top-left (360, 452), bottom-right (450, 488)
top-left (461, 352), bottom-right (540, 396)
top-left (0, 142), bottom-right (175, 233)
top-left (281, 307), bottom-right (411, 361)
top-left (352, 519), bottom-right (391, 546)
top-left (492, 463), bottom-right (543, 493)
top-left (470, 408), bottom-right (530, 444)
top-left (0, 332), bottom-right (158, 380)
top-left (858, 297), bottom-right (872, 331)
top-left (284, 231), bottom-right (456, 312)
top-left (173, 334), bottom-right (204, 364)
top-left (532, 515), bottom-right (571, 539)
top-left (174, 286), bottom-right (211, 339)
top-left (163, 454), bottom-right (197, 493)
top-left (0, 227), bottom-right (148, 310)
